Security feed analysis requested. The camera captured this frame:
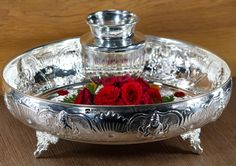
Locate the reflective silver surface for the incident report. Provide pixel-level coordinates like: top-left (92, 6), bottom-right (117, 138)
top-left (2, 36), bottom-right (232, 144)
top-left (1, 10), bottom-right (233, 157)
top-left (34, 131), bottom-right (59, 157)
top-left (86, 10), bottom-right (139, 47)
top-left (81, 10), bottom-right (145, 78)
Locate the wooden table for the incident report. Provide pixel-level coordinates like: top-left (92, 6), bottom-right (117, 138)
top-left (0, 78), bottom-right (235, 166)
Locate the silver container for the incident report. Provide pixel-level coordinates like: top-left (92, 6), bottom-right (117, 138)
top-left (2, 10), bottom-right (232, 157)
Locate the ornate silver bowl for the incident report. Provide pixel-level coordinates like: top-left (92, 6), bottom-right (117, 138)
top-left (2, 10), bottom-right (232, 157)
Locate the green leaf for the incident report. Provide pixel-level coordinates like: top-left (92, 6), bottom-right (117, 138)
top-left (86, 82), bottom-right (97, 95)
top-left (162, 95), bottom-right (174, 103)
top-left (63, 94), bottom-right (77, 103)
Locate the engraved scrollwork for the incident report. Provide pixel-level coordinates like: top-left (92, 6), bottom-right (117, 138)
top-left (93, 111), bottom-right (128, 133)
top-left (128, 110), bottom-right (184, 138)
top-left (54, 110), bottom-right (94, 136)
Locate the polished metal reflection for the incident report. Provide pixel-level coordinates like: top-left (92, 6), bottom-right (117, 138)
top-left (2, 10), bottom-right (233, 157)
top-left (2, 36), bottom-right (232, 145)
top-left (87, 10), bottom-right (138, 47)
top-left (81, 10), bottom-right (145, 78)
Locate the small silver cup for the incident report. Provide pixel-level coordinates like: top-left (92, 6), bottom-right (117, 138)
top-left (87, 10), bottom-right (138, 47)
top-left (82, 10), bottom-right (145, 78)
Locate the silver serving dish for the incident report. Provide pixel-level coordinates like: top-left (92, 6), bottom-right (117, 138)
top-left (2, 10), bottom-right (232, 157)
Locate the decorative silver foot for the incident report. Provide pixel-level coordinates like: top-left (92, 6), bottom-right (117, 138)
top-left (34, 131), bottom-right (59, 158)
top-left (180, 128), bottom-right (203, 154)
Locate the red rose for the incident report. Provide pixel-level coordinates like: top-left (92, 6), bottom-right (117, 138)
top-left (74, 88), bottom-right (93, 104)
top-left (71, 75), bottom-right (164, 106)
top-left (121, 81), bottom-right (143, 105)
top-left (117, 74), bottom-right (134, 86)
top-left (140, 94), bottom-right (154, 104)
top-left (116, 99), bottom-right (125, 105)
top-left (100, 74), bottom-right (134, 87)
top-left (136, 77), bottom-right (150, 92)
top-left (94, 85), bottom-right (120, 105)
top-left (145, 88), bottom-right (162, 104)
top-left (101, 76), bottom-right (118, 86)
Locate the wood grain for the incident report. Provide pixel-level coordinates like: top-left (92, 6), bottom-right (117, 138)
top-left (0, 0), bottom-right (236, 75)
top-left (0, 78), bottom-right (236, 166)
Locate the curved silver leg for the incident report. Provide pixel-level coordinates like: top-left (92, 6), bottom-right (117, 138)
top-left (180, 128), bottom-right (203, 154)
top-left (34, 131), bottom-right (59, 158)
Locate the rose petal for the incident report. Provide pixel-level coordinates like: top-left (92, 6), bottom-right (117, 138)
top-left (117, 74), bottom-right (134, 86)
top-left (145, 88), bottom-right (162, 104)
top-left (140, 94), bottom-right (153, 104)
top-left (101, 76), bottom-right (118, 86)
top-left (74, 88), bottom-right (93, 104)
top-left (94, 85), bottom-right (120, 105)
top-left (174, 91), bottom-right (185, 97)
top-left (121, 81), bottom-right (143, 105)
top-left (136, 77), bottom-right (150, 92)
top-left (56, 89), bottom-right (69, 96)
top-left (116, 99), bottom-right (125, 105)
